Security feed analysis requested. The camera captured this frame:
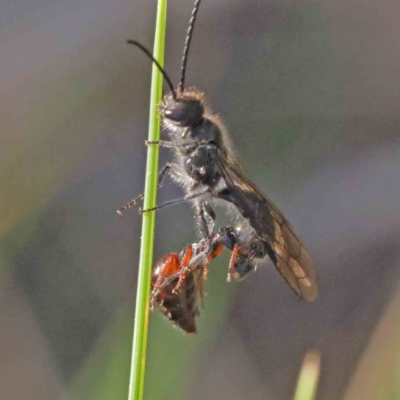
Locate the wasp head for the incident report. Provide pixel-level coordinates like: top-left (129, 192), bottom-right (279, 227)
top-left (162, 90), bottom-right (204, 127)
top-left (217, 223), bottom-right (261, 281)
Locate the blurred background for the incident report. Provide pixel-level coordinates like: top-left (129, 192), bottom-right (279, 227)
top-left (1, 0), bottom-right (400, 399)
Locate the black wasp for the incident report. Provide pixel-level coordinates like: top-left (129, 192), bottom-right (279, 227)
top-left (120, 0), bottom-right (317, 302)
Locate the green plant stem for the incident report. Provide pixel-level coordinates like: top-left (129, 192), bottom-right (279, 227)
top-left (127, 1), bottom-right (168, 399)
top-left (293, 351), bottom-right (321, 400)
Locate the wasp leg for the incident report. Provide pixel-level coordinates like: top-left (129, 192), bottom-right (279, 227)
top-left (145, 140), bottom-right (175, 148)
top-left (117, 163), bottom-right (173, 215)
top-left (227, 244), bottom-right (240, 282)
top-left (172, 202), bottom-right (215, 293)
top-left (172, 246), bottom-right (193, 294)
top-left (139, 188), bottom-right (209, 214)
top-left (182, 201), bottom-right (216, 273)
top-left (154, 201), bottom-right (218, 294)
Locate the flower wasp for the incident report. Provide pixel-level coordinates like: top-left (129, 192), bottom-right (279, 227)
top-left (151, 203), bottom-right (223, 333)
top-left (121, 0), bottom-right (317, 302)
top-left (151, 245), bottom-right (214, 334)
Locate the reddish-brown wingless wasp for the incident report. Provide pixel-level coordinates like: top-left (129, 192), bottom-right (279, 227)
top-left (151, 203), bottom-right (223, 333)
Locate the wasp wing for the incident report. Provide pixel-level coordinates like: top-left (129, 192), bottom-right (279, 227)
top-left (216, 151), bottom-right (317, 302)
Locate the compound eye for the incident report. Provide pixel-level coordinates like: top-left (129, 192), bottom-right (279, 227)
top-left (164, 99), bottom-right (204, 126)
top-left (217, 227), bottom-right (236, 250)
top-left (165, 102), bottom-right (187, 122)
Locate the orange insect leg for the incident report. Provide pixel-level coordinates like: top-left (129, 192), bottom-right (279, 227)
top-left (172, 245), bottom-right (193, 294)
top-left (227, 244), bottom-right (239, 283)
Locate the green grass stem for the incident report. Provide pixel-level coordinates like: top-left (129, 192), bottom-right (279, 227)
top-left (127, 1), bottom-right (168, 399)
top-left (293, 351), bottom-right (321, 400)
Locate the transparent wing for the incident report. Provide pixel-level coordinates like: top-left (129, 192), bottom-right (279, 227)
top-left (216, 152), bottom-right (317, 302)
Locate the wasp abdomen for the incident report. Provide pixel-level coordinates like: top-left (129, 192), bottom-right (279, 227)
top-left (160, 272), bottom-right (199, 333)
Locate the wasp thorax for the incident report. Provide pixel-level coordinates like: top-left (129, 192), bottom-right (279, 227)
top-left (233, 224), bottom-right (254, 255)
top-left (163, 93), bottom-right (204, 127)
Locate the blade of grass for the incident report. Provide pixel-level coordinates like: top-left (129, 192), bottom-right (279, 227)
top-left (127, 1), bottom-right (168, 400)
top-left (293, 350), bottom-right (321, 400)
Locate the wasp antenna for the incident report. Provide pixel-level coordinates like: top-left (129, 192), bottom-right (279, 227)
top-left (179, 0), bottom-right (202, 94)
top-left (127, 40), bottom-right (177, 99)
